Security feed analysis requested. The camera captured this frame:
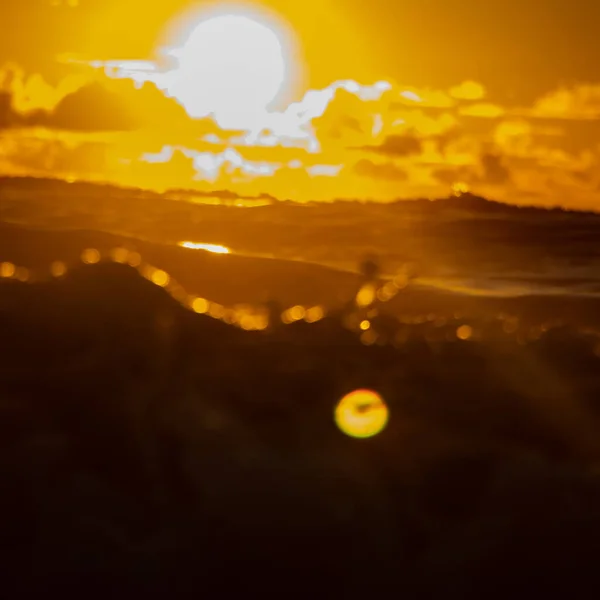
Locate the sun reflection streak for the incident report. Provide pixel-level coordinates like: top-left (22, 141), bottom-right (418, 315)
top-left (178, 242), bottom-right (231, 254)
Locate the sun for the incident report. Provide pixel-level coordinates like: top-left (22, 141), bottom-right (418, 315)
top-left (166, 13), bottom-right (287, 129)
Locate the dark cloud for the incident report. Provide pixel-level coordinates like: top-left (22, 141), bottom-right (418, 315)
top-left (41, 82), bottom-right (138, 131)
top-left (433, 166), bottom-right (475, 185)
top-left (433, 153), bottom-right (511, 188)
top-left (1, 77), bottom-right (196, 133)
top-left (354, 159), bottom-right (408, 181)
top-left (0, 91), bottom-right (13, 128)
top-left (329, 115), bottom-right (363, 139)
top-left (481, 153), bottom-right (511, 184)
top-left (358, 134), bottom-right (422, 157)
top-left (3, 137), bottom-right (108, 175)
top-left (311, 88), bottom-right (372, 144)
top-left (0, 82), bottom-right (139, 132)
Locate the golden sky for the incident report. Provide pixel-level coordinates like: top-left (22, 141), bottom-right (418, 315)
top-left (1, 0), bottom-right (600, 208)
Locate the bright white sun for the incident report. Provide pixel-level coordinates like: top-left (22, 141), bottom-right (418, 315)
top-left (167, 14), bottom-right (287, 129)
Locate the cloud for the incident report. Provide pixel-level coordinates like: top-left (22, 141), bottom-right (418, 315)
top-left (449, 81), bottom-right (486, 101)
top-left (433, 165), bottom-right (474, 186)
top-left (531, 85), bottom-right (600, 120)
top-left (0, 132), bottom-right (109, 176)
top-left (395, 87), bottom-right (455, 108)
top-left (459, 103), bottom-right (505, 119)
top-left (357, 134), bottom-right (422, 157)
top-left (308, 85), bottom-right (391, 150)
top-left (0, 92), bottom-right (16, 129)
top-left (392, 110), bottom-right (459, 137)
top-left (39, 82), bottom-right (140, 132)
top-left (353, 158), bottom-right (408, 181)
top-left (493, 119), bottom-right (534, 155)
top-left (430, 151), bottom-right (511, 190)
top-left (307, 164), bottom-right (344, 177)
top-left (481, 153), bottom-right (511, 184)
top-left (39, 78), bottom-right (203, 133)
top-left (439, 135), bottom-right (481, 166)
top-left (0, 63), bottom-right (89, 114)
top-left (3, 61), bottom-right (600, 209)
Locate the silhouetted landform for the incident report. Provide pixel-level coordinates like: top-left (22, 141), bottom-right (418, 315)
top-left (2, 175), bottom-right (597, 214)
top-left (4, 220), bottom-right (600, 330)
top-left (4, 176), bottom-right (600, 298)
top-left (2, 257), bottom-right (600, 597)
top-left (4, 178), bottom-right (600, 597)
top-left (2, 176), bottom-right (281, 205)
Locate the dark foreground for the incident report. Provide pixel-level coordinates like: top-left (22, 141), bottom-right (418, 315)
top-left (2, 263), bottom-right (600, 598)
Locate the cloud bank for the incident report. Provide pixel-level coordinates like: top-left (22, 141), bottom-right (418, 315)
top-left (1, 62), bottom-right (600, 209)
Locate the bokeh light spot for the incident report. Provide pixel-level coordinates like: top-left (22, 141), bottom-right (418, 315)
top-left (50, 261), bottom-right (67, 278)
top-left (457, 325), bottom-right (473, 340)
top-left (151, 269), bottom-right (170, 287)
top-left (209, 303), bottom-right (225, 319)
top-left (110, 247), bottom-right (129, 264)
top-left (289, 305), bottom-right (306, 321)
top-left (356, 283), bottom-right (376, 308)
top-left (305, 306), bottom-right (325, 323)
top-left (81, 248), bottom-right (100, 265)
top-left (0, 262), bottom-right (16, 278)
top-left (240, 314), bottom-right (257, 330)
top-left (192, 297), bottom-right (209, 314)
top-left (360, 330), bottom-right (378, 346)
top-left (393, 273), bottom-right (409, 290)
top-left (127, 252), bottom-right (142, 267)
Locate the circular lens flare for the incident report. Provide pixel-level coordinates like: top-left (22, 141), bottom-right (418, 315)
top-left (335, 389), bottom-right (389, 439)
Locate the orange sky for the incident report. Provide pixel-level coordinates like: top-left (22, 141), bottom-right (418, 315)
top-left (1, 0), bottom-right (600, 208)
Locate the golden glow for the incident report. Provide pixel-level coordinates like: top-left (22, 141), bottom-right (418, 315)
top-left (167, 14), bottom-right (287, 128)
top-left (456, 325), bottom-right (473, 340)
top-left (452, 182), bottom-right (470, 196)
top-left (192, 297), bottom-right (210, 314)
top-left (0, 262), bottom-right (16, 278)
top-left (9, 2), bottom-right (596, 210)
top-left (179, 242), bottom-right (231, 255)
top-left (81, 248), bottom-right (101, 265)
top-left (335, 389), bottom-right (389, 439)
top-left (50, 261), bottom-right (67, 278)
top-left (360, 320), bottom-right (371, 331)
